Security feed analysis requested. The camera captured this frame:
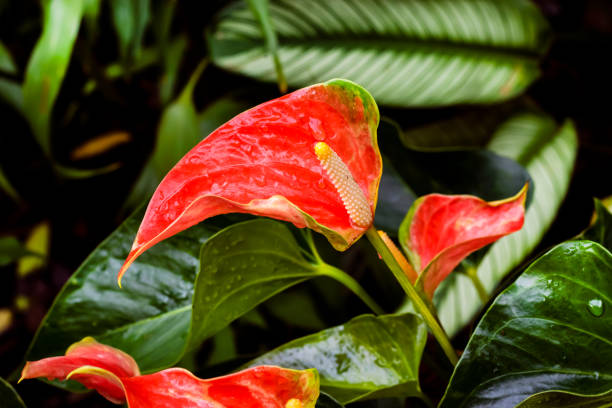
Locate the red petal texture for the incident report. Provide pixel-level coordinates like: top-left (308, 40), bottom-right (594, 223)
top-left (119, 79), bottom-right (380, 284)
top-left (20, 337), bottom-right (139, 404)
top-left (121, 366), bottom-right (319, 408)
top-left (399, 185), bottom-right (527, 298)
top-left (20, 338), bottom-right (320, 407)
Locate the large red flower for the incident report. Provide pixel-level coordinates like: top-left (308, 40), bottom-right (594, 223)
top-left (119, 79), bottom-right (381, 285)
top-left (21, 338), bottom-right (320, 407)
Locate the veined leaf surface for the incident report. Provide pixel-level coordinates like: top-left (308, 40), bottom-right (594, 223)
top-left (248, 313), bottom-right (426, 404)
top-left (209, 0), bottom-right (551, 107)
top-left (434, 114), bottom-right (578, 337)
top-left (440, 240), bottom-right (612, 407)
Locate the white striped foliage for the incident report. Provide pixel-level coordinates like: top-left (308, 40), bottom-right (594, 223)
top-left (433, 113), bottom-right (578, 337)
top-left (208, 0), bottom-right (552, 107)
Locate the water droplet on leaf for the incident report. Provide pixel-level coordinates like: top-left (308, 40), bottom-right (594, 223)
top-left (587, 298), bottom-right (604, 317)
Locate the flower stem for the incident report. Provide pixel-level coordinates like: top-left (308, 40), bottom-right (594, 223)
top-left (466, 267), bottom-right (489, 305)
top-left (318, 264), bottom-right (385, 316)
top-left (365, 226), bottom-right (459, 366)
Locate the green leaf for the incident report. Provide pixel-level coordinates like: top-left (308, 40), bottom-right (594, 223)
top-left (151, 60), bottom-right (207, 177)
top-left (189, 219), bottom-right (324, 346)
top-left (316, 392), bottom-right (345, 408)
top-left (516, 390), bottom-right (612, 408)
top-left (209, 0), bottom-right (551, 107)
top-left (248, 313), bottom-right (427, 404)
top-left (579, 199), bottom-right (612, 252)
top-left (0, 40), bottom-right (17, 74)
top-left (0, 77), bottom-right (24, 113)
top-left (110, 0), bottom-right (151, 63)
top-left (0, 164), bottom-right (20, 203)
top-left (0, 378), bottom-right (26, 408)
top-left (245, 0), bottom-right (287, 92)
top-left (24, 206), bottom-right (222, 376)
top-left (265, 288), bottom-right (326, 330)
top-left (197, 96), bottom-right (252, 139)
top-left (434, 114), bottom-right (578, 337)
top-left (0, 237), bottom-right (32, 266)
top-left (440, 240), bottom-right (612, 408)
top-left (374, 156), bottom-right (417, 236)
top-left (22, 0), bottom-right (84, 156)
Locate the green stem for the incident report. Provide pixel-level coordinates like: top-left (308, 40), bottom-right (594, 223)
top-left (318, 264), bottom-right (384, 316)
top-left (466, 267), bottom-right (489, 305)
top-left (365, 227), bottom-right (459, 366)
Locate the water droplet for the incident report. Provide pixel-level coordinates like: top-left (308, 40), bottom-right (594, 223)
top-left (587, 298), bottom-right (604, 317)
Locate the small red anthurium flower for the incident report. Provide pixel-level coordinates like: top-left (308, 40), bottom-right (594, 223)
top-left (399, 185), bottom-right (528, 299)
top-left (20, 337), bottom-right (320, 407)
top-left (118, 79), bottom-right (381, 285)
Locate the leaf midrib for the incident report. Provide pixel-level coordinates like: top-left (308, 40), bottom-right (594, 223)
top-left (218, 35), bottom-right (544, 62)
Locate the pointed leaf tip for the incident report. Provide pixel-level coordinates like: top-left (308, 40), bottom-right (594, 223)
top-left (120, 80), bottom-right (381, 281)
top-left (400, 184), bottom-right (528, 298)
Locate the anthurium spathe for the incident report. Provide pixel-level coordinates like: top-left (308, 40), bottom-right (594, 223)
top-left (118, 79), bottom-right (381, 285)
top-left (399, 185), bottom-right (528, 299)
top-left (20, 338), bottom-right (320, 407)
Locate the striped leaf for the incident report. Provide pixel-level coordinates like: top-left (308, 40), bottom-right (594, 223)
top-left (208, 0), bottom-right (551, 107)
top-left (434, 113), bottom-right (578, 337)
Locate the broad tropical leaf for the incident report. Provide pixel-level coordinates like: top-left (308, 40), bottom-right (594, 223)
top-left (209, 0), bottom-right (551, 107)
top-left (119, 79), bottom-right (381, 283)
top-left (0, 378), bottom-right (26, 408)
top-left (434, 114), bottom-right (578, 337)
top-left (399, 187), bottom-right (527, 298)
top-left (24, 206), bottom-right (222, 375)
top-left (440, 240), bottom-right (612, 407)
top-left (249, 313), bottom-right (427, 404)
top-left (189, 219), bottom-right (381, 347)
top-left (22, 0), bottom-right (84, 156)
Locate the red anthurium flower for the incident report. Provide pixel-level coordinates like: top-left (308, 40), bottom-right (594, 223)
top-left (399, 185), bottom-right (528, 299)
top-left (19, 337), bottom-right (139, 404)
top-left (21, 338), bottom-right (320, 407)
top-left (118, 79), bottom-right (381, 285)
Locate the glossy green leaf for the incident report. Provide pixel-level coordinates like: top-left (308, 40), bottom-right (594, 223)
top-left (516, 390), bottom-right (612, 408)
top-left (434, 114), bottom-right (578, 337)
top-left (24, 206), bottom-right (222, 376)
top-left (0, 378), bottom-right (26, 408)
top-left (110, 0), bottom-right (151, 63)
top-left (0, 40), bottom-right (17, 74)
top-left (22, 0), bottom-right (84, 156)
top-left (580, 199), bottom-right (612, 252)
top-left (189, 218), bottom-right (375, 347)
top-left (248, 313), bottom-right (427, 404)
top-left (440, 240), bottom-right (612, 407)
top-left (246, 0), bottom-right (287, 92)
top-left (209, 0), bottom-right (551, 107)
top-left (316, 392), bottom-right (345, 408)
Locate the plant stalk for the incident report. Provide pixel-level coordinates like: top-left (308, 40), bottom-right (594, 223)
top-left (466, 267), bottom-right (489, 305)
top-left (365, 227), bottom-right (459, 366)
top-left (318, 264), bottom-right (385, 316)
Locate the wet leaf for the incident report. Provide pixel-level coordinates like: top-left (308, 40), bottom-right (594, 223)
top-left (249, 313), bottom-right (426, 404)
top-left (440, 240), bottom-right (612, 407)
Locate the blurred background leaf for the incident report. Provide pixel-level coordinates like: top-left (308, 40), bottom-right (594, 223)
top-left (209, 0), bottom-right (551, 106)
top-left (22, 0), bottom-right (84, 157)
